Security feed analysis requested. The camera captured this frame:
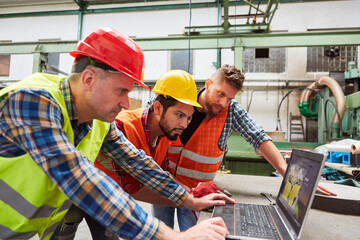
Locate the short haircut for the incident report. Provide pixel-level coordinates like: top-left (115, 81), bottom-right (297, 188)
top-left (71, 55), bottom-right (117, 73)
top-left (212, 64), bottom-right (244, 91)
top-left (149, 94), bottom-right (178, 113)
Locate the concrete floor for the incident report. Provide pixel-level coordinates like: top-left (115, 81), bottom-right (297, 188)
top-left (30, 201), bottom-right (179, 240)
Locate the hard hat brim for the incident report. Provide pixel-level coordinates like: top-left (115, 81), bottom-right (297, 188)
top-left (177, 98), bottom-right (202, 108)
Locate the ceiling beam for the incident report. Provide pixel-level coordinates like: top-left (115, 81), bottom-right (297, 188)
top-left (0, 30), bottom-right (359, 54)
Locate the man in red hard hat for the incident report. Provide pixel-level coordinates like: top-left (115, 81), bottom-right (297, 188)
top-left (0, 28), bottom-right (233, 240)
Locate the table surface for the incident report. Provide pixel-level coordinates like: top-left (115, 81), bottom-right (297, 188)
top-left (198, 174), bottom-right (360, 240)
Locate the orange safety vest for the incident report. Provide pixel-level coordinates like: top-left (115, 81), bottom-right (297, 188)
top-left (167, 106), bottom-right (229, 188)
top-left (94, 108), bottom-right (170, 185)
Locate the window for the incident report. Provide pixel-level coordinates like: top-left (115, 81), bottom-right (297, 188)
top-left (170, 50), bottom-right (193, 74)
top-left (0, 54), bottom-right (10, 76)
top-left (255, 48), bottom-right (269, 58)
top-left (307, 46), bottom-right (358, 72)
top-left (46, 53), bottom-right (60, 75)
top-left (243, 48), bottom-right (285, 73)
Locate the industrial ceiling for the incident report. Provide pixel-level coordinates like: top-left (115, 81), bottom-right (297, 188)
top-left (0, 0), bottom-right (180, 9)
top-left (0, 0), bottom-right (326, 10)
top-left (0, 0), bottom-right (162, 7)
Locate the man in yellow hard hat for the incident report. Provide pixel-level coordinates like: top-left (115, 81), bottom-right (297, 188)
top-left (105, 70), bottom-right (204, 229)
top-left (152, 64), bottom-right (336, 231)
top-left (101, 70), bottom-right (202, 202)
top-left (53, 70), bottom-right (218, 239)
top-left (0, 28), bottom-right (233, 240)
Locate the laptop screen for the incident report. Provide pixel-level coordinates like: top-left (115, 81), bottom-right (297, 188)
top-left (276, 149), bottom-right (324, 236)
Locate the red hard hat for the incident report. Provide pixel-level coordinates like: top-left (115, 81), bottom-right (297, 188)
top-left (70, 27), bottom-right (148, 89)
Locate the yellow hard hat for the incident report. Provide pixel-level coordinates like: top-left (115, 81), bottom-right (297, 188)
top-left (152, 70), bottom-right (201, 108)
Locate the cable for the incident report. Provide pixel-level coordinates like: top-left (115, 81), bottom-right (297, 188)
top-left (324, 98), bottom-right (343, 138)
top-left (247, 90), bottom-right (257, 112)
top-left (276, 87), bottom-right (323, 131)
top-left (187, 0), bottom-right (192, 73)
top-left (216, 0), bottom-right (221, 69)
top-left (276, 86), bottom-right (343, 140)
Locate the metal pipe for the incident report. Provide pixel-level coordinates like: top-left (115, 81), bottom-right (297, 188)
top-left (315, 76), bottom-right (346, 124)
top-left (0, 2), bottom-right (218, 19)
top-left (223, 0), bottom-right (229, 32)
top-left (301, 82), bottom-right (317, 103)
top-left (298, 82), bottom-right (318, 118)
top-left (265, 0), bottom-right (280, 31)
top-left (77, 10), bottom-right (83, 40)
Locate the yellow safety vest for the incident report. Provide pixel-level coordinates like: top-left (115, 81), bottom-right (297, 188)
top-left (0, 73), bottom-right (110, 240)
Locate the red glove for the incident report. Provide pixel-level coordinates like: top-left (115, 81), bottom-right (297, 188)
top-left (191, 181), bottom-right (224, 198)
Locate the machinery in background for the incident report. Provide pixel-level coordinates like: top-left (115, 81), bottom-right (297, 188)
top-left (297, 61), bottom-right (360, 169)
top-left (225, 61), bottom-right (360, 175)
top-left (299, 61), bottom-right (360, 143)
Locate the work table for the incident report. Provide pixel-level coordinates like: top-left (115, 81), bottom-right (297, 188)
top-left (198, 174), bottom-right (360, 240)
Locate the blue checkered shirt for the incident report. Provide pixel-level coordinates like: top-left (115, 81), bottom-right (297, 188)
top-left (0, 76), bottom-right (187, 239)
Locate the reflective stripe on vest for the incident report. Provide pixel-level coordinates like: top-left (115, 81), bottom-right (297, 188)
top-left (167, 106), bottom-right (229, 188)
top-left (168, 161), bottom-right (218, 181)
top-left (168, 146), bottom-right (224, 165)
top-left (0, 188), bottom-right (72, 240)
top-left (0, 73), bottom-right (109, 239)
top-left (0, 225), bottom-right (36, 240)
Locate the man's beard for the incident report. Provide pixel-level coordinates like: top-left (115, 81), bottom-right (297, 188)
top-left (159, 118), bottom-right (184, 141)
top-left (204, 93), bottom-right (224, 117)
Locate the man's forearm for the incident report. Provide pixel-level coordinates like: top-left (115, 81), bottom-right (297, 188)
top-left (258, 140), bottom-right (287, 176)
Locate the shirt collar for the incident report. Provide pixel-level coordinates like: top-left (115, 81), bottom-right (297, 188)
top-left (198, 87), bottom-right (205, 100)
top-left (195, 87), bottom-right (206, 113)
top-left (141, 107), bottom-right (153, 146)
top-left (60, 78), bottom-right (77, 121)
top-left (142, 106), bottom-right (163, 148)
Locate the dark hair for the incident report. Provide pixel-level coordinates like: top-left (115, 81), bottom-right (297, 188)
top-left (71, 55), bottom-right (117, 73)
top-left (149, 95), bottom-right (178, 113)
top-left (213, 64), bottom-right (244, 91)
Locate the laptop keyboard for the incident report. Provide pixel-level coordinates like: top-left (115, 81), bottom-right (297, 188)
top-left (237, 203), bottom-right (281, 239)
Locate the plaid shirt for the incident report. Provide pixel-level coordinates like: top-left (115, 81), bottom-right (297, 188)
top-left (0, 77), bottom-right (187, 240)
top-left (113, 107), bottom-right (169, 194)
top-left (219, 99), bottom-right (272, 150)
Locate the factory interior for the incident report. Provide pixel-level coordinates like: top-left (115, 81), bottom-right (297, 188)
top-left (0, 0), bottom-right (359, 239)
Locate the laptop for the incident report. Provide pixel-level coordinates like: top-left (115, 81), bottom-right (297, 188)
top-left (212, 149), bottom-right (325, 240)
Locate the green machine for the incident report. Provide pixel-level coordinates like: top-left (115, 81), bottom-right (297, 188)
top-left (223, 62), bottom-right (360, 176)
top-left (299, 61), bottom-right (360, 143)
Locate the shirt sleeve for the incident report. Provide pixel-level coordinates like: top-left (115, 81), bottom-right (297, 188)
top-left (108, 119), bottom-right (144, 194)
top-left (227, 100), bottom-right (272, 150)
top-left (100, 122), bottom-right (188, 205)
top-left (0, 89), bottom-right (165, 240)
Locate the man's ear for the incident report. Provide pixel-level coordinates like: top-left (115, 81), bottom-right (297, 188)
top-left (153, 101), bottom-right (164, 117)
top-left (81, 68), bottom-right (96, 90)
top-left (205, 78), bottom-right (212, 90)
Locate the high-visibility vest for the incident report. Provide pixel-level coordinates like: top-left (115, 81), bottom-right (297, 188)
top-left (167, 106), bottom-right (229, 188)
top-left (0, 73), bottom-right (110, 240)
top-left (95, 108), bottom-right (169, 187)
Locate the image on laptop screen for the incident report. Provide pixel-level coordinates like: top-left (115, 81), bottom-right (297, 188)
top-left (277, 152), bottom-right (323, 235)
